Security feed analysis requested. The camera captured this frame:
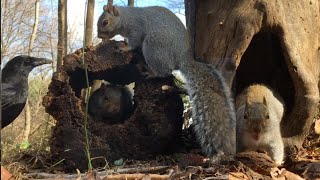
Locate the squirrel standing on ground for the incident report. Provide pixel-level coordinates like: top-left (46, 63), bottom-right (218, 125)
top-left (97, 3), bottom-right (236, 158)
top-left (236, 84), bottom-right (285, 165)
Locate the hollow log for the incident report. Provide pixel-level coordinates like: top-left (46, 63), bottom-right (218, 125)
top-left (43, 41), bottom-right (183, 172)
top-left (186, 0), bottom-right (320, 148)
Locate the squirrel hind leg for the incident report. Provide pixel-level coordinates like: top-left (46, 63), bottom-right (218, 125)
top-left (143, 58), bottom-right (173, 77)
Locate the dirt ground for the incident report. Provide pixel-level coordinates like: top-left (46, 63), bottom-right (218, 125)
top-left (2, 113), bottom-right (319, 179)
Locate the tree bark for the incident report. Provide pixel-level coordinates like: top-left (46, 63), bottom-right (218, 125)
top-left (57, 0), bottom-right (67, 70)
top-left (23, 101), bottom-right (31, 141)
top-left (186, 0), bottom-right (320, 149)
top-left (184, 0), bottom-right (196, 55)
top-left (23, 0), bottom-right (40, 142)
top-left (83, 0), bottom-right (101, 94)
top-left (85, 0), bottom-right (94, 46)
top-left (128, 0), bottom-right (134, 7)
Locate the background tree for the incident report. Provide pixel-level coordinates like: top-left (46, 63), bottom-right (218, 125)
top-left (1, 0), bottom-right (56, 163)
top-left (1, 0), bottom-right (34, 60)
top-left (85, 0), bottom-right (102, 94)
top-left (57, 0), bottom-right (67, 70)
top-left (23, 0), bottom-right (41, 143)
top-left (128, 0), bottom-right (134, 7)
top-left (85, 0), bottom-right (95, 46)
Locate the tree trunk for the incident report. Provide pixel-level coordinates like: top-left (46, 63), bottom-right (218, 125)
top-left (57, 0), bottom-right (67, 70)
top-left (23, 0), bottom-right (40, 142)
top-left (85, 0), bottom-right (94, 46)
top-left (186, 0), bottom-right (320, 149)
top-left (84, 0), bottom-right (101, 94)
top-left (128, 0), bottom-right (134, 7)
top-left (23, 101), bottom-right (31, 141)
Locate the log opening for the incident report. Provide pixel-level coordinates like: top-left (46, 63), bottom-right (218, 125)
top-left (235, 31), bottom-right (295, 114)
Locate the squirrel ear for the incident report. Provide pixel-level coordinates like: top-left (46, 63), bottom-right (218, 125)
top-left (105, 3), bottom-right (113, 14)
top-left (263, 97), bottom-right (267, 105)
top-left (103, 5), bottom-right (108, 12)
top-left (113, 6), bottom-right (119, 16)
top-left (104, 3), bottom-right (119, 16)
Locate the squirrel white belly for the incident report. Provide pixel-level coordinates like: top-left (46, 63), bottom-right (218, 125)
top-left (236, 84), bottom-right (285, 165)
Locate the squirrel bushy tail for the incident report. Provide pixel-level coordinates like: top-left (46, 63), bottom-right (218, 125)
top-left (97, 4), bottom-right (237, 157)
top-left (180, 59), bottom-right (236, 156)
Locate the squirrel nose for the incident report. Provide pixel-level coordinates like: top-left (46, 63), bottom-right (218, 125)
top-left (253, 127), bottom-right (261, 134)
top-left (102, 19), bottom-right (108, 26)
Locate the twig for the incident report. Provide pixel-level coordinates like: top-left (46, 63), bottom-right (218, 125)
top-left (24, 166), bottom-right (172, 179)
top-left (106, 173), bottom-right (170, 180)
top-left (203, 175), bottom-right (229, 180)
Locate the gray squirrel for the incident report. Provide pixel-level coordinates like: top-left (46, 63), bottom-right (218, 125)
top-left (88, 83), bottom-right (134, 123)
top-left (236, 84), bottom-right (285, 165)
top-left (97, 3), bottom-right (236, 158)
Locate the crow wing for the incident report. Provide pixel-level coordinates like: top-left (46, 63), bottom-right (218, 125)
top-left (1, 82), bottom-right (18, 109)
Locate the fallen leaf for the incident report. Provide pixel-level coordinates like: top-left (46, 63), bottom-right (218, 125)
top-left (85, 170), bottom-right (102, 180)
top-left (270, 167), bottom-right (305, 180)
top-left (1, 166), bottom-right (14, 180)
top-left (76, 169), bottom-right (82, 180)
top-left (229, 172), bottom-right (248, 180)
top-left (314, 119), bottom-right (320, 134)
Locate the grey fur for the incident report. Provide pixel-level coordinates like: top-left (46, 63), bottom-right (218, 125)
top-left (98, 5), bottom-right (236, 156)
top-left (236, 84), bottom-right (285, 165)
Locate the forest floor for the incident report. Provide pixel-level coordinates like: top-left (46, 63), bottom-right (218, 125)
top-left (1, 108), bottom-right (319, 180)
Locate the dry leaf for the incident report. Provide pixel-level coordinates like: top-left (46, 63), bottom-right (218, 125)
top-left (141, 174), bottom-right (152, 180)
top-left (229, 172), bottom-right (248, 180)
top-left (270, 167), bottom-right (305, 180)
top-left (85, 170), bottom-right (102, 180)
top-left (314, 119), bottom-right (320, 134)
top-left (76, 169), bottom-right (82, 180)
top-left (1, 166), bottom-right (14, 180)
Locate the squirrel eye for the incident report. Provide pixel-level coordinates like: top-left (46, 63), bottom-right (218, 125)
top-left (25, 58), bottom-right (31, 63)
top-left (102, 20), bottom-right (108, 26)
top-left (266, 114), bottom-right (270, 119)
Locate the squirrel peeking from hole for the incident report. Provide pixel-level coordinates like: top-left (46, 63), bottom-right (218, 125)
top-left (88, 83), bottom-right (134, 124)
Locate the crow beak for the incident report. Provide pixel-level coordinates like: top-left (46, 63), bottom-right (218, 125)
top-left (32, 58), bottom-right (52, 66)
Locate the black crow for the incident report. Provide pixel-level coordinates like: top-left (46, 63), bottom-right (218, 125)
top-left (1, 55), bottom-right (51, 129)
